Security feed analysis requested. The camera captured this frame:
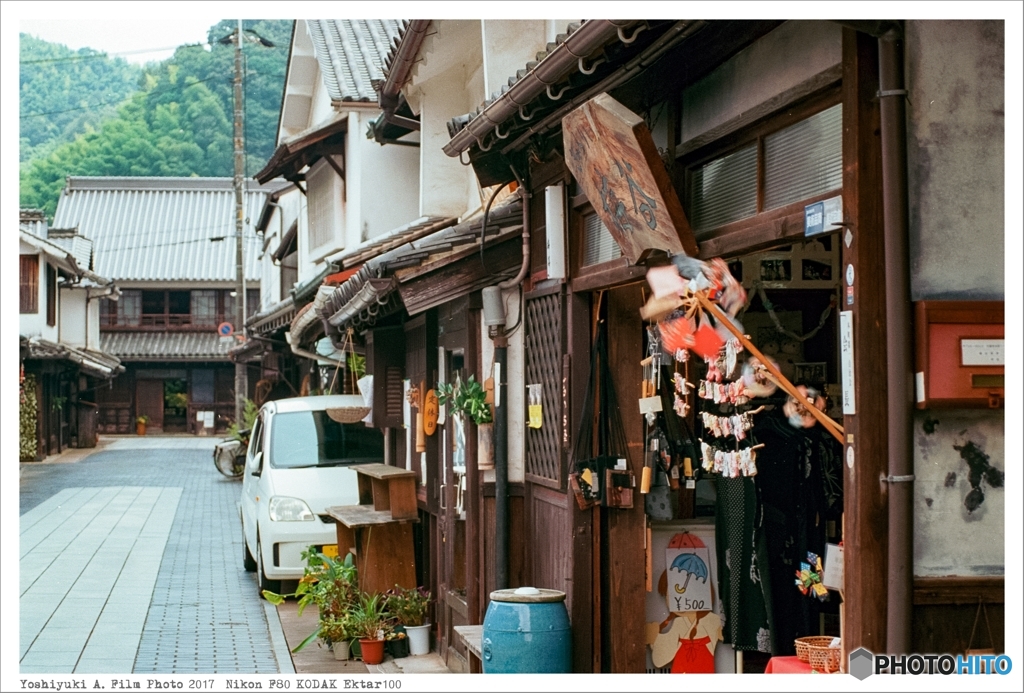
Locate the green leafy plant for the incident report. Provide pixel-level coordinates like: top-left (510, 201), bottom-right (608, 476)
top-left (51, 395), bottom-right (67, 412)
top-left (226, 398), bottom-right (259, 446)
top-left (348, 352), bottom-right (366, 380)
top-left (20, 374), bottom-right (38, 461)
top-left (436, 375), bottom-right (492, 425)
top-left (263, 549), bottom-right (360, 652)
top-left (385, 585), bottom-right (431, 627)
top-left (136, 414), bottom-right (150, 425)
top-left (351, 592), bottom-right (392, 641)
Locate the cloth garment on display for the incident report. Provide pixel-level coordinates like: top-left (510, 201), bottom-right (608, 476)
top-left (753, 409), bottom-right (844, 655)
top-left (715, 475), bottom-right (775, 654)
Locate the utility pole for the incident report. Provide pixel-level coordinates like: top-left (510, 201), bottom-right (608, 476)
top-left (233, 18), bottom-right (247, 427)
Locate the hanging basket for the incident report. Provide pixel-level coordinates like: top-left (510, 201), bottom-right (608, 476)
top-left (326, 407), bottom-right (371, 424)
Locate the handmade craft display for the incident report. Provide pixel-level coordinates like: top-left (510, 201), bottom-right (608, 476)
top-left (795, 551), bottom-right (830, 602)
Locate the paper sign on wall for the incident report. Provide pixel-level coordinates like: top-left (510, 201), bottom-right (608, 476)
top-left (666, 540), bottom-right (714, 614)
top-left (823, 543), bottom-right (844, 590)
top-left (840, 311), bottom-right (856, 415)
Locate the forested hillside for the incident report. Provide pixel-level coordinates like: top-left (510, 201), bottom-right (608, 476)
top-left (20, 20), bottom-right (293, 219)
top-left (19, 33), bottom-right (142, 162)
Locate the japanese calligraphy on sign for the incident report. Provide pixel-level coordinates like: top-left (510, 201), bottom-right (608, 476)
top-left (563, 93), bottom-right (699, 263)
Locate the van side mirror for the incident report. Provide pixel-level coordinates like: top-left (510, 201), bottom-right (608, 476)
top-left (250, 451), bottom-right (263, 477)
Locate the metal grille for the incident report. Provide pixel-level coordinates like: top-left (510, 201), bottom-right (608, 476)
top-left (582, 213), bottom-right (622, 266)
top-left (689, 142), bottom-right (758, 234)
top-left (524, 292), bottom-right (564, 486)
top-left (764, 103), bottom-right (843, 210)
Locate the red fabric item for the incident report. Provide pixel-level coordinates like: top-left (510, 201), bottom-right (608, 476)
top-left (671, 636), bottom-right (715, 673)
top-left (764, 656), bottom-right (814, 674)
top-left (691, 321), bottom-right (725, 359)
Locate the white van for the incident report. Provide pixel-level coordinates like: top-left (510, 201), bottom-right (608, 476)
top-left (239, 395), bottom-right (384, 594)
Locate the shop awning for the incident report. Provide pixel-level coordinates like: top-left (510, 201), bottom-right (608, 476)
top-left (22, 336), bottom-right (124, 379)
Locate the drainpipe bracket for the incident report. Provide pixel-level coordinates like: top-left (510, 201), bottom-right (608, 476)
top-left (877, 89), bottom-right (908, 99)
top-left (881, 473), bottom-right (916, 483)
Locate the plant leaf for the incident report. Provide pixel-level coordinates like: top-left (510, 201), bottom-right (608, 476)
top-left (262, 591), bottom-right (285, 605)
top-left (291, 624), bottom-right (321, 653)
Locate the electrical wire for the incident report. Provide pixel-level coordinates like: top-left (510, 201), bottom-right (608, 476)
top-left (20, 74), bottom-right (226, 119)
top-left (19, 43), bottom-right (211, 65)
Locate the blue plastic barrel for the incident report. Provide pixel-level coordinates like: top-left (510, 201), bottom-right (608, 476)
top-left (482, 587), bottom-right (572, 673)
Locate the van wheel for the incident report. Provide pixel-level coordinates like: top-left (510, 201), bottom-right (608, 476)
top-left (256, 534), bottom-right (281, 596)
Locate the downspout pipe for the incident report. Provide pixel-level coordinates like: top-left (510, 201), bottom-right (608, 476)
top-left (491, 179), bottom-right (530, 591)
top-left (878, 26), bottom-right (914, 655)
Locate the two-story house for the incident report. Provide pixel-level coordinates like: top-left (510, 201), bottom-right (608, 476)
top-left (247, 20), bottom-right (420, 394)
top-left (52, 177), bottom-right (288, 434)
top-left (19, 209), bottom-right (122, 459)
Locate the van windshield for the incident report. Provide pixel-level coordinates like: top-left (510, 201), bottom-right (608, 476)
top-left (269, 411), bottom-right (384, 469)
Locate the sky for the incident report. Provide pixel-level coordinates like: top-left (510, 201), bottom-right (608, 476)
top-left (19, 16), bottom-right (228, 65)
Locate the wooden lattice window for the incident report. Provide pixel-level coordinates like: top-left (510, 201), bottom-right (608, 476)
top-left (524, 289), bottom-right (565, 488)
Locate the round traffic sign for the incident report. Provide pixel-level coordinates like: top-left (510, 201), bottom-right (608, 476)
top-left (217, 322), bottom-right (234, 337)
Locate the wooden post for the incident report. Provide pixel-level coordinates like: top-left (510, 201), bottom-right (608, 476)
top-left (841, 27), bottom-right (889, 656)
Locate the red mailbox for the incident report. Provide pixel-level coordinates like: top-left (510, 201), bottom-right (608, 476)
top-left (914, 301), bottom-right (1004, 409)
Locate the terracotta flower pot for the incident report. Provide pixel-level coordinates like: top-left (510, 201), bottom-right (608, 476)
top-left (136, 423), bottom-right (146, 436)
top-left (359, 638), bottom-right (386, 665)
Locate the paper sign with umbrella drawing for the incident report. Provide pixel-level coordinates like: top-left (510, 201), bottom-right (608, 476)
top-left (666, 533), bottom-right (714, 613)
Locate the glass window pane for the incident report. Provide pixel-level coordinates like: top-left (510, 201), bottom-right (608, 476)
top-left (191, 290), bottom-right (217, 328)
top-left (689, 143), bottom-right (758, 234)
top-left (269, 411), bottom-right (384, 468)
top-left (763, 103), bottom-right (843, 210)
top-left (118, 290), bottom-right (141, 326)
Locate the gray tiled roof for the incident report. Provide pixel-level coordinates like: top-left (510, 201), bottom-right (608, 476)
top-left (306, 20), bottom-right (403, 103)
top-left (101, 332), bottom-right (236, 361)
top-left (53, 177), bottom-right (290, 283)
top-left (46, 231), bottom-right (94, 272)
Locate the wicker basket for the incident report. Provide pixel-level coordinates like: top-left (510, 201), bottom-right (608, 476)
top-left (326, 406), bottom-right (371, 424)
top-left (794, 636), bottom-right (837, 663)
top-left (807, 643), bottom-right (841, 673)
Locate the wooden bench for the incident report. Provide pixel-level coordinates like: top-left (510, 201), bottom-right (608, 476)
top-left (453, 624), bottom-right (483, 673)
top-left (326, 463), bottom-right (419, 595)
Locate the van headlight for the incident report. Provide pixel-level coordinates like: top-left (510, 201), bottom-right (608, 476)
top-left (268, 496), bottom-right (315, 522)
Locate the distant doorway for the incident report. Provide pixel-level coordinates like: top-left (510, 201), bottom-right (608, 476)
top-left (136, 380), bottom-right (164, 432)
top-left (163, 378), bottom-right (189, 432)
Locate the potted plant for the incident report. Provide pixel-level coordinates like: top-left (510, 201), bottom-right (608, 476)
top-left (437, 375), bottom-right (494, 469)
top-left (320, 612), bottom-right (357, 660)
top-left (386, 585), bottom-right (432, 656)
top-left (351, 592), bottom-right (391, 665)
top-left (263, 549), bottom-right (360, 655)
top-left (135, 415), bottom-right (149, 436)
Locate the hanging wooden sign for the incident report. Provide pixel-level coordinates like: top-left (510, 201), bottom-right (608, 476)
top-left (563, 93), bottom-right (699, 263)
top-left (423, 389), bottom-right (439, 436)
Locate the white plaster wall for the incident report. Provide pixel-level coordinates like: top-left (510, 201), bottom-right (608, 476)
top-left (479, 289), bottom-right (525, 484)
top-left (913, 411), bottom-right (1004, 576)
top-left (418, 65), bottom-right (476, 218)
top-left (86, 297), bottom-right (101, 350)
top-left (906, 20), bottom-right (1004, 300)
top-left (355, 112), bottom-right (421, 240)
top-left (545, 20), bottom-right (579, 43)
top-left (680, 20), bottom-right (842, 145)
top-left (481, 20), bottom-right (548, 97)
top-left (58, 288), bottom-right (87, 348)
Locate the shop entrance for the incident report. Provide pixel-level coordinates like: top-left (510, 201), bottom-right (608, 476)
top-left (637, 238), bottom-right (844, 674)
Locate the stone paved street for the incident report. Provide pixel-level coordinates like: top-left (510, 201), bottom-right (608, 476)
top-left (19, 437), bottom-right (292, 675)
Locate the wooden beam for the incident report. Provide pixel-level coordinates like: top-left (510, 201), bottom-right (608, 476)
top-left (604, 286), bottom-right (648, 672)
top-left (840, 27), bottom-right (889, 657)
top-left (913, 576), bottom-right (1005, 606)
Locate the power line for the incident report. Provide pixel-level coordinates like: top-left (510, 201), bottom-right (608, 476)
top-left (20, 43), bottom-right (212, 65)
top-left (20, 74), bottom-right (227, 119)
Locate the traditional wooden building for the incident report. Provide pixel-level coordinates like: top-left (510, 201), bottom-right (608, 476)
top-left (52, 177), bottom-right (288, 433)
top-left (19, 209), bottom-right (123, 459)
